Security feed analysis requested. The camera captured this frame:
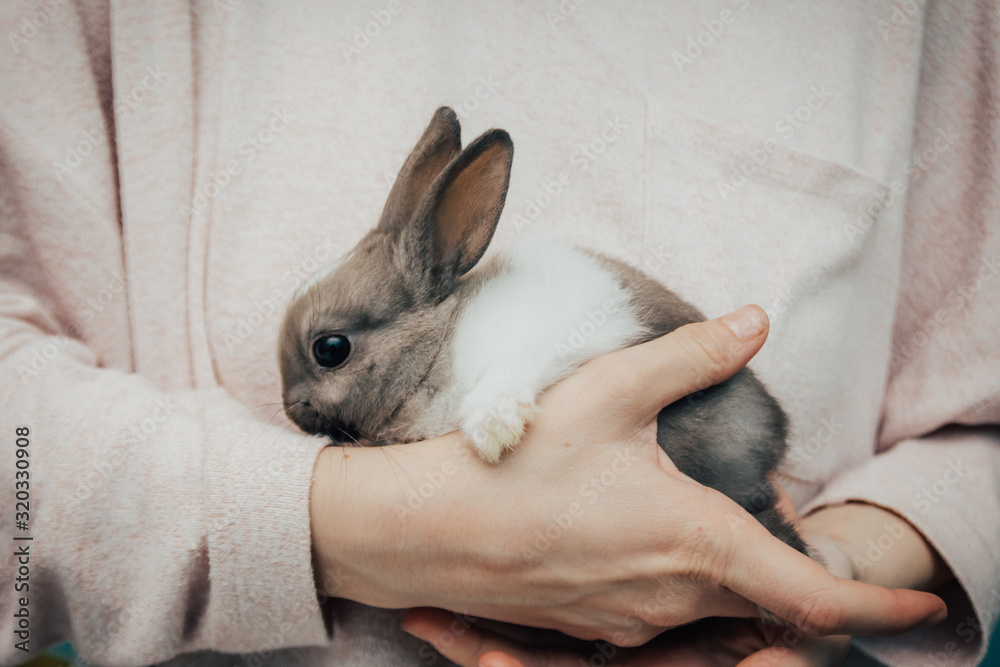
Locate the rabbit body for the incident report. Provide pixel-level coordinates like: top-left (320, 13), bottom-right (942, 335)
top-left (277, 107), bottom-right (808, 664)
top-left (280, 106), bottom-right (806, 545)
top-left (400, 241), bottom-right (647, 460)
top-left (409, 241), bottom-right (801, 548)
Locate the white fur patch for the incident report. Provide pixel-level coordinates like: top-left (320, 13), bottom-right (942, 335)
top-left (446, 242), bottom-right (647, 460)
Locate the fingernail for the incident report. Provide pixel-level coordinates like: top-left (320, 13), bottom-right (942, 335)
top-left (719, 305), bottom-right (767, 341)
top-left (922, 605), bottom-right (948, 626)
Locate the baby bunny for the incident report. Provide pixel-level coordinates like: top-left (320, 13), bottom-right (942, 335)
top-left (279, 107), bottom-right (807, 554)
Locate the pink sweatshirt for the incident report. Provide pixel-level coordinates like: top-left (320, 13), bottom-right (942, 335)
top-left (1, 1), bottom-right (997, 665)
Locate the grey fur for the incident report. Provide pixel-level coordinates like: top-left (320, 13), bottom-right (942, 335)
top-left (281, 106), bottom-right (805, 553)
top-left (593, 253), bottom-right (806, 552)
top-left (278, 109), bottom-right (810, 660)
top-left (279, 107), bottom-right (514, 447)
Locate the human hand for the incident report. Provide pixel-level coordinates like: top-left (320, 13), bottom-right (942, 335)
top-left (400, 608), bottom-right (851, 667)
top-left (401, 475), bottom-right (956, 666)
top-left (310, 305), bottom-right (946, 645)
top-left (400, 486), bottom-right (852, 666)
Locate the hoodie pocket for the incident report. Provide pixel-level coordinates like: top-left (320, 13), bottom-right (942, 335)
top-left (642, 116), bottom-right (903, 491)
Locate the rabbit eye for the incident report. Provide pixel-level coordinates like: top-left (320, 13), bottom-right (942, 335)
top-left (312, 334), bottom-right (351, 368)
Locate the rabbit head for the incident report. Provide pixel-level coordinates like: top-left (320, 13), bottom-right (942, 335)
top-left (279, 107), bottom-right (513, 444)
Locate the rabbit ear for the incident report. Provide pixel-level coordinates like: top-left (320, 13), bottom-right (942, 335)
top-left (378, 107), bottom-right (462, 235)
top-left (403, 128), bottom-right (513, 297)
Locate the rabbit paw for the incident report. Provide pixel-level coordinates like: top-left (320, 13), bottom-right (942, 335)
top-left (462, 391), bottom-right (538, 463)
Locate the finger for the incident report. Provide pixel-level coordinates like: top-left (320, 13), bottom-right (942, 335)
top-left (402, 608), bottom-right (489, 667)
top-left (593, 305), bottom-right (770, 422)
top-left (738, 632), bottom-right (850, 667)
top-left (479, 652), bottom-right (525, 667)
top-left (715, 511), bottom-right (947, 636)
top-left (738, 645), bottom-right (816, 667)
top-left (402, 608), bottom-right (577, 667)
top-left (769, 474), bottom-right (799, 522)
top-left (768, 477), bottom-right (859, 580)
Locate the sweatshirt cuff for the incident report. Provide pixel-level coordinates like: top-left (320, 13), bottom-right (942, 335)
top-left (200, 389), bottom-right (333, 651)
top-left (800, 427), bottom-right (1000, 667)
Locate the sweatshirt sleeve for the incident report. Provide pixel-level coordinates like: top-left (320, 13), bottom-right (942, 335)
top-left (800, 1), bottom-right (1000, 664)
top-left (0, 323), bottom-right (333, 664)
top-left (0, 1), bottom-right (332, 664)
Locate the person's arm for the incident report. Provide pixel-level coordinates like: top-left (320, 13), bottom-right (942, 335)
top-left (801, 502), bottom-right (951, 591)
top-left (310, 307), bottom-right (947, 645)
top-left (0, 2), bottom-right (332, 662)
top-left (796, 0), bottom-right (1000, 663)
top-left (0, 297), bottom-right (335, 664)
top-left (796, 429), bottom-right (1000, 664)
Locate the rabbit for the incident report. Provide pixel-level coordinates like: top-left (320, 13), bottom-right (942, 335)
top-left (277, 108), bottom-right (814, 663)
top-left (279, 106), bottom-right (807, 555)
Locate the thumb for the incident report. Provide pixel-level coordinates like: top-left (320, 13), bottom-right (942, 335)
top-left (605, 304), bottom-right (770, 422)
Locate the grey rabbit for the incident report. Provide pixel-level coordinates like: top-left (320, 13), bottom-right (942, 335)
top-left (278, 107), bottom-right (810, 662)
top-left (280, 106), bottom-right (806, 552)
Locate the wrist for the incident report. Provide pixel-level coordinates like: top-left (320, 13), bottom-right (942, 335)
top-left (800, 502), bottom-right (951, 590)
top-left (309, 443), bottom-right (411, 606)
top-left (309, 432), bottom-right (493, 608)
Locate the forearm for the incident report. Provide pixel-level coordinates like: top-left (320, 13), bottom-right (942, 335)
top-left (310, 432), bottom-right (496, 609)
top-left (310, 443), bottom-right (407, 606)
top-left (0, 348), bottom-right (332, 661)
top-left (800, 502), bottom-right (952, 590)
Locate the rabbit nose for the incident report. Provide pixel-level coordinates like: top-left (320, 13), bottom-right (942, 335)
top-left (328, 420), bottom-right (357, 440)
